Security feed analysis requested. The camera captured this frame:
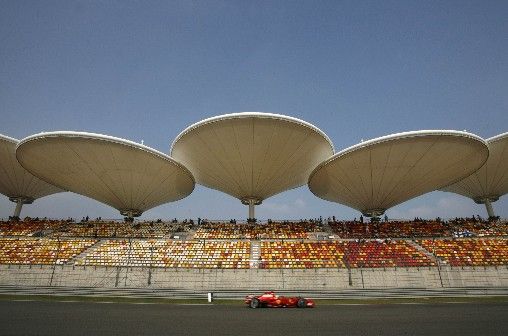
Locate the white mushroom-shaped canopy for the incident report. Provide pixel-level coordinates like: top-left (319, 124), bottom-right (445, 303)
top-left (170, 112), bottom-right (334, 207)
top-left (308, 130), bottom-right (489, 217)
top-left (441, 132), bottom-right (508, 204)
top-left (0, 133), bottom-right (63, 204)
top-left (16, 132), bottom-right (195, 217)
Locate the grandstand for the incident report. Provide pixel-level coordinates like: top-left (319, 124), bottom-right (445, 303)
top-left (1, 116), bottom-right (507, 292)
top-left (193, 221), bottom-right (320, 240)
top-left (0, 219), bottom-right (68, 236)
top-left (309, 130), bottom-right (488, 217)
top-left (51, 220), bottom-right (192, 239)
top-left (76, 240), bottom-right (250, 268)
top-left (259, 241), bottom-right (346, 269)
top-left (419, 239), bottom-right (508, 267)
top-left (170, 113), bottom-right (334, 220)
top-left (16, 132), bottom-right (195, 220)
top-left (442, 132), bottom-right (508, 218)
top-left (0, 217), bottom-right (507, 291)
top-left (258, 240), bottom-right (435, 269)
top-left (329, 220), bottom-right (452, 239)
top-left (0, 134), bottom-right (64, 219)
top-left (0, 237), bottom-right (96, 265)
top-left (0, 218), bottom-right (506, 268)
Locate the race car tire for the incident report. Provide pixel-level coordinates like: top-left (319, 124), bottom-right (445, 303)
top-left (297, 298), bottom-right (307, 308)
top-left (250, 298), bottom-right (260, 308)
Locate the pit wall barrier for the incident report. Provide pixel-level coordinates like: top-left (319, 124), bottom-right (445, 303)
top-left (0, 265), bottom-right (507, 290)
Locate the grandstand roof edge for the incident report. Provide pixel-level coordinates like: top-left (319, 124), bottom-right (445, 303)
top-left (17, 131), bottom-right (196, 184)
top-left (0, 133), bottom-right (19, 144)
top-left (488, 131), bottom-right (508, 144)
top-left (308, 130), bottom-right (488, 183)
top-left (169, 112), bottom-right (335, 155)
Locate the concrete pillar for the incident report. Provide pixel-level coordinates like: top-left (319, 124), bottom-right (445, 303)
top-left (484, 199), bottom-right (495, 218)
top-left (9, 197), bottom-right (33, 219)
top-left (248, 199), bottom-right (255, 219)
top-left (241, 197), bottom-right (262, 221)
top-left (13, 201), bottom-right (23, 218)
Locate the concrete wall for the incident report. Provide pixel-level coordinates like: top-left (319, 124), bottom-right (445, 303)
top-left (1, 265), bottom-right (508, 290)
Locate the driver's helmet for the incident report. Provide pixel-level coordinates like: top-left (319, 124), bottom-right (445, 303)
top-left (263, 291), bottom-right (276, 297)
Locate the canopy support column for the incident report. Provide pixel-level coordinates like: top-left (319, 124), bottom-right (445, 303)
top-left (484, 199), bottom-right (495, 218)
top-left (9, 197), bottom-right (34, 219)
top-left (475, 197), bottom-right (499, 219)
top-left (13, 202), bottom-right (23, 218)
top-left (248, 200), bottom-right (255, 219)
top-left (241, 197), bottom-right (262, 222)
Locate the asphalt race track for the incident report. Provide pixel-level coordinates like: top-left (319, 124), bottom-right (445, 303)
top-left (0, 300), bottom-right (507, 335)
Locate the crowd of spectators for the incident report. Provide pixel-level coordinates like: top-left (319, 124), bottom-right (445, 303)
top-left (329, 218), bottom-right (508, 239)
top-left (0, 218), bottom-right (193, 238)
top-left (0, 216), bottom-right (507, 269)
top-left (0, 218), bottom-right (68, 236)
top-left (448, 217), bottom-right (508, 237)
top-left (194, 221), bottom-right (320, 239)
top-left (52, 220), bottom-right (192, 238)
top-left (2, 217), bottom-right (506, 240)
top-left (329, 220), bottom-right (452, 238)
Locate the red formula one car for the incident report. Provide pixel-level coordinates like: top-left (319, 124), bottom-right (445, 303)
top-left (245, 291), bottom-right (315, 308)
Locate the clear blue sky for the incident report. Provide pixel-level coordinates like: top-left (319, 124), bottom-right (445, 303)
top-left (1, 0), bottom-right (507, 220)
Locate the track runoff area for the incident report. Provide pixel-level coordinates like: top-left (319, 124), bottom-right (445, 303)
top-left (0, 298), bottom-right (507, 336)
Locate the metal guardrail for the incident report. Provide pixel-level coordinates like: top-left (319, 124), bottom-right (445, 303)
top-left (0, 285), bottom-right (507, 300)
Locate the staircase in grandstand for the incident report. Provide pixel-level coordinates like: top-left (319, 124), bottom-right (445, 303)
top-left (407, 240), bottom-right (441, 264)
top-left (250, 242), bottom-right (260, 269)
top-left (71, 240), bottom-right (105, 264)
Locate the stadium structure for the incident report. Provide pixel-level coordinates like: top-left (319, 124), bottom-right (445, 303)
top-left (0, 134), bottom-right (64, 219)
top-left (308, 130), bottom-right (489, 217)
top-left (16, 131), bottom-right (195, 220)
top-left (442, 132), bottom-right (508, 219)
top-left (0, 113), bottom-right (507, 299)
top-left (171, 112), bottom-right (334, 220)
